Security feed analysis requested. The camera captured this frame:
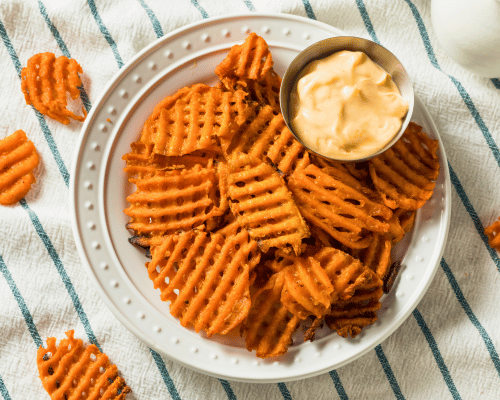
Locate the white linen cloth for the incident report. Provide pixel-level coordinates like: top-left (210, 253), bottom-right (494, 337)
top-left (1, 0), bottom-right (499, 399)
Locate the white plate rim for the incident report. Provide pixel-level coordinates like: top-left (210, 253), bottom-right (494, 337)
top-left (69, 12), bottom-right (452, 383)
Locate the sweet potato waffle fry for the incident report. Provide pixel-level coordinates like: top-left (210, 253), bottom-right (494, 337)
top-left (369, 122), bottom-right (440, 210)
top-left (37, 330), bottom-right (130, 399)
top-left (122, 141), bottom-right (222, 183)
top-left (122, 32), bottom-right (441, 358)
top-left (124, 161), bottom-right (227, 245)
top-left (352, 234), bottom-right (392, 281)
top-left (227, 153), bottom-right (309, 254)
top-left (281, 256), bottom-right (333, 319)
top-left (21, 53), bottom-right (86, 125)
top-left (216, 32), bottom-right (273, 87)
top-left (0, 130), bottom-right (39, 205)
top-left (485, 217), bottom-right (500, 250)
top-left (243, 273), bottom-right (301, 358)
top-left (288, 164), bottom-right (392, 249)
top-left (325, 280), bottom-right (383, 338)
top-left (147, 229), bottom-right (260, 336)
top-left (223, 105), bottom-right (310, 175)
top-left (140, 84), bottom-right (250, 156)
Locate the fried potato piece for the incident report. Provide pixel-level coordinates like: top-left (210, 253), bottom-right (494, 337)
top-left (216, 32), bottom-right (273, 86)
top-left (325, 278), bottom-right (383, 338)
top-left (352, 234), bottom-right (392, 281)
top-left (369, 122), bottom-right (440, 210)
top-left (124, 161), bottom-right (226, 244)
top-left (394, 208), bottom-right (416, 236)
top-left (244, 69), bottom-right (281, 112)
top-left (485, 216), bottom-right (500, 250)
top-left (243, 272), bottom-right (301, 358)
top-left (288, 164), bottom-right (392, 249)
top-left (281, 256), bottom-right (333, 319)
top-left (122, 140), bottom-right (222, 183)
top-left (37, 330), bottom-right (130, 400)
top-left (313, 247), bottom-right (382, 302)
top-left (227, 153), bottom-right (309, 254)
top-left (0, 130), bottom-right (39, 205)
top-left (223, 105), bottom-right (310, 175)
top-left (21, 53), bottom-right (86, 125)
top-left (140, 84), bottom-right (250, 156)
top-left (147, 229), bottom-right (260, 336)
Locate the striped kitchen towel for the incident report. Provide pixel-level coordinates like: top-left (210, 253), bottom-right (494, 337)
top-left (0, 0), bottom-right (499, 399)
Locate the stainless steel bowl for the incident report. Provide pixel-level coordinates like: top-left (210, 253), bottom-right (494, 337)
top-left (280, 36), bottom-right (414, 163)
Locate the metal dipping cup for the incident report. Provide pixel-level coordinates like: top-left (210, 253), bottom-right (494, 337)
top-left (280, 36), bottom-right (415, 163)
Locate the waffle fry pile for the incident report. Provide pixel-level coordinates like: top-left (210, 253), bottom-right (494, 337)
top-left (123, 33), bottom-right (440, 358)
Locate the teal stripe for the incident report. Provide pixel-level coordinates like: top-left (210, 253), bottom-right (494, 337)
top-left (440, 258), bottom-right (500, 378)
top-left (20, 199), bottom-right (101, 351)
top-left (328, 370), bottom-right (349, 400)
top-left (374, 345), bottom-right (405, 400)
top-left (0, 18), bottom-right (70, 187)
top-left (190, 0), bottom-right (209, 18)
top-left (0, 254), bottom-right (43, 348)
top-left (149, 349), bottom-right (182, 400)
top-left (37, 0), bottom-right (91, 113)
top-left (219, 379), bottom-right (237, 400)
top-left (355, 0), bottom-right (379, 43)
top-left (137, 0), bottom-right (164, 38)
top-left (0, 374), bottom-right (12, 400)
top-left (86, 0), bottom-right (124, 68)
top-left (402, 0), bottom-right (500, 170)
top-left (243, 0), bottom-right (255, 11)
top-left (492, 79), bottom-right (500, 89)
top-left (412, 309), bottom-right (462, 399)
top-left (277, 383), bottom-right (292, 400)
top-left (448, 163), bottom-right (500, 272)
top-left (301, 0), bottom-right (316, 20)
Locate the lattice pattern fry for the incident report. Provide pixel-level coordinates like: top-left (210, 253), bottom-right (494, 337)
top-left (227, 154), bottom-right (309, 254)
top-left (37, 330), bottom-right (130, 400)
top-left (288, 164), bottom-right (392, 249)
top-left (243, 273), bottom-right (301, 358)
top-left (124, 162), bottom-right (226, 242)
top-left (0, 130), bottom-right (39, 205)
top-left (369, 122), bottom-right (440, 210)
top-left (21, 52), bottom-right (86, 124)
top-left (147, 229), bottom-right (260, 336)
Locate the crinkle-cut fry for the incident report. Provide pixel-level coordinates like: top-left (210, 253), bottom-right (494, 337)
top-left (353, 234), bottom-right (392, 280)
top-left (485, 217), bottom-right (500, 251)
top-left (369, 122), bottom-right (440, 210)
top-left (281, 256), bottom-right (333, 319)
top-left (140, 84), bottom-right (249, 156)
top-left (21, 53), bottom-right (86, 125)
top-left (224, 105), bottom-right (310, 175)
top-left (0, 130), bottom-right (39, 205)
top-left (147, 229), bottom-right (260, 336)
top-left (313, 247), bottom-right (382, 302)
top-left (37, 330), bottom-right (131, 400)
top-left (215, 32), bottom-right (273, 85)
top-left (288, 164), bottom-right (391, 249)
top-left (325, 278), bottom-right (383, 338)
top-left (122, 140), bottom-right (222, 182)
top-left (124, 162), bottom-right (226, 240)
top-left (243, 273), bottom-right (301, 358)
top-left (227, 153), bottom-right (309, 254)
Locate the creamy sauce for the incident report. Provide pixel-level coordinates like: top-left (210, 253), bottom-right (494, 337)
top-left (289, 50), bottom-right (409, 160)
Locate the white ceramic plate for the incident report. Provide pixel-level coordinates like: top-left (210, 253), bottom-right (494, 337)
top-left (70, 13), bottom-right (451, 383)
